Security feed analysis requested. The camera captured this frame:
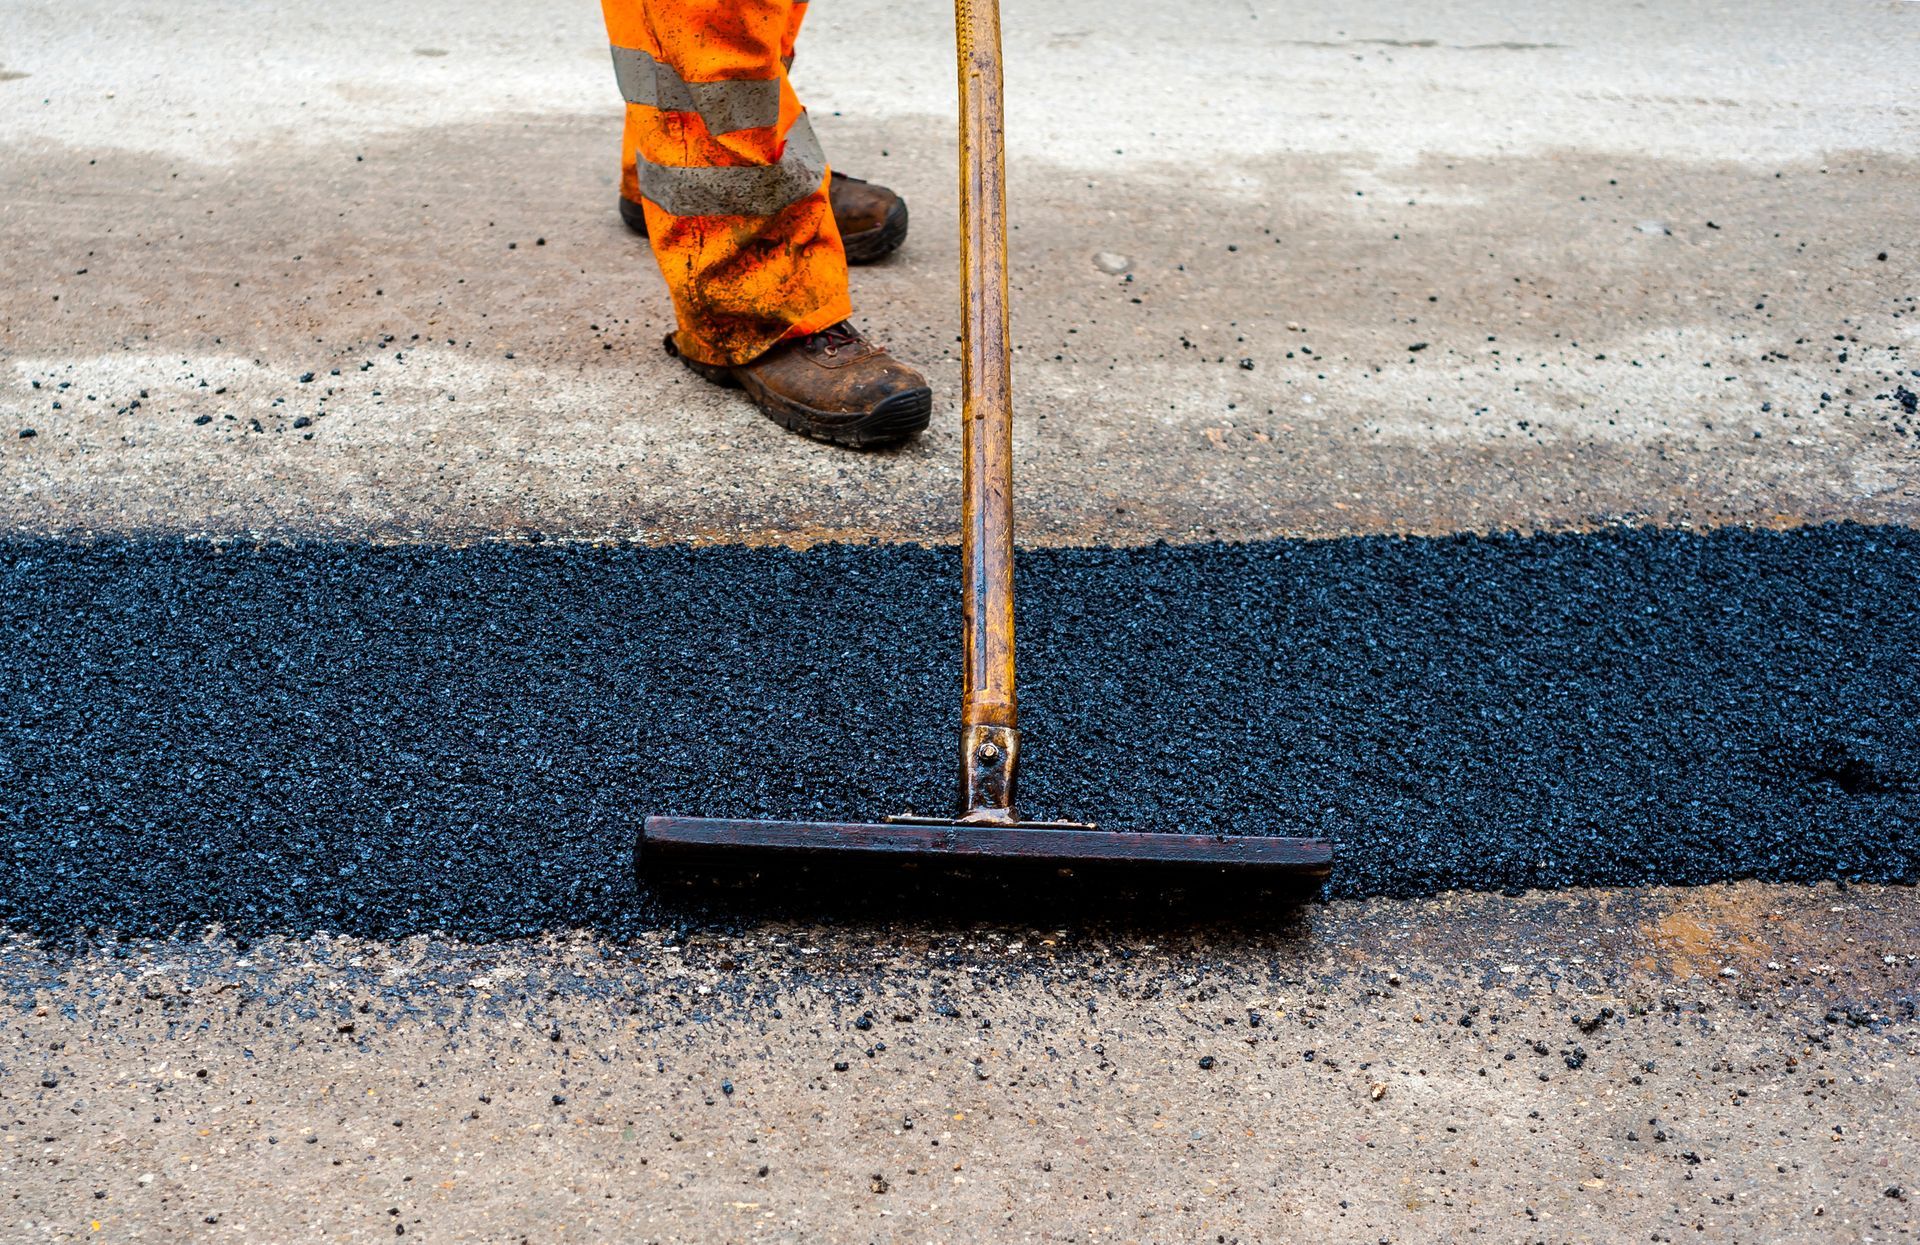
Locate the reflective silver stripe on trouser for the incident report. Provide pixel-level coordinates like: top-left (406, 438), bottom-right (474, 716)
top-left (609, 46), bottom-right (782, 137)
top-left (635, 112), bottom-right (827, 218)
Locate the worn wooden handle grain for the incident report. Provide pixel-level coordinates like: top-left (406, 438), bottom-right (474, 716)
top-left (955, 0), bottom-right (1021, 820)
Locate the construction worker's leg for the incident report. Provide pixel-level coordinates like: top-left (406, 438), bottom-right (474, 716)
top-left (600, 0), bottom-right (848, 366)
top-left (612, 4), bottom-right (803, 218)
top-left (781, 0), bottom-right (808, 66)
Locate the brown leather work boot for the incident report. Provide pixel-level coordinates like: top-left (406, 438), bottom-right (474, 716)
top-left (823, 172), bottom-right (909, 263)
top-left (620, 171), bottom-right (909, 264)
top-left (666, 321), bottom-right (932, 447)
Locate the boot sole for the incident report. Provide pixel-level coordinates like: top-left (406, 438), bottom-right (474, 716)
top-left (841, 197), bottom-right (909, 265)
top-left (620, 195), bottom-right (908, 266)
top-left (618, 195), bottom-right (649, 236)
top-left (670, 341), bottom-right (932, 448)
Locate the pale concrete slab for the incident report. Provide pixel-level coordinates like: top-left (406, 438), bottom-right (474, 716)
top-left (2, 1), bottom-right (1916, 544)
top-left (3, 0), bottom-right (1912, 167)
top-left (5, 882), bottom-right (1916, 1243)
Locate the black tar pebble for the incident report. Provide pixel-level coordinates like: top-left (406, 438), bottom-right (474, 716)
top-left (1, 525), bottom-right (1916, 940)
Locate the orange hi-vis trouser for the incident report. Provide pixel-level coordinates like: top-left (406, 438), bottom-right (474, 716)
top-left (600, 0), bottom-right (851, 367)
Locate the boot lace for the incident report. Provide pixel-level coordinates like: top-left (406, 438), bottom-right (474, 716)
top-left (800, 321), bottom-right (865, 357)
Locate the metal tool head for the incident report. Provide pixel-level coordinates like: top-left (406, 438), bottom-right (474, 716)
top-left (638, 816), bottom-right (1333, 895)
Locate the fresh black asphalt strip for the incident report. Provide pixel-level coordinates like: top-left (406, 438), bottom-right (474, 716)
top-left (2, 524), bottom-right (1916, 940)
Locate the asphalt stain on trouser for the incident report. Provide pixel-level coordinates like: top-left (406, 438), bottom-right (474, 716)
top-left (2, 525), bottom-right (1916, 940)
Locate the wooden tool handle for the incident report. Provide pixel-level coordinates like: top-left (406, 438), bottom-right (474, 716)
top-left (954, 0), bottom-right (1019, 821)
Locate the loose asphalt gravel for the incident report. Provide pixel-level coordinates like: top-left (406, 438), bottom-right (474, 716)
top-left (3, 523), bottom-right (1917, 941)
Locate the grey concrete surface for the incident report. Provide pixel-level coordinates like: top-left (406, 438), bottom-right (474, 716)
top-left (3, 1), bottom-right (1919, 1240)
top-left (1, 0), bottom-right (1916, 543)
top-left (5, 883), bottom-right (1917, 1243)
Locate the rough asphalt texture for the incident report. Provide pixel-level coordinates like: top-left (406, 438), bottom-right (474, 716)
top-left (5, 523), bottom-right (1916, 941)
